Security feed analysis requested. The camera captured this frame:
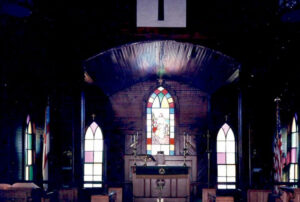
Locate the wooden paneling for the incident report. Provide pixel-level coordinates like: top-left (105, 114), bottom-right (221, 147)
top-left (247, 189), bottom-right (271, 202)
top-left (108, 187), bottom-right (122, 202)
top-left (91, 195), bottom-right (109, 202)
top-left (216, 196), bottom-right (234, 202)
top-left (58, 187), bottom-right (78, 202)
top-left (132, 173), bottom-right (190, 201)
top-left (293, 188), bottom-right (300, 202)
top-left (202, 188), bottom-right (216, 202)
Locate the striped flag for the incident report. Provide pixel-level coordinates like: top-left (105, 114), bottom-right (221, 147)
top-left (273, 97), bottom-right (282, 193)
top-left (42, 103), bottom-right (50, 190)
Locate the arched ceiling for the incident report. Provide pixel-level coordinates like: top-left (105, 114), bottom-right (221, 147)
top-left (83, 40), bottom-right (240, 95)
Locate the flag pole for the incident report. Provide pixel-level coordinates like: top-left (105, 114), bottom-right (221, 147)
top-left (273, 97), bottom-right (281, 194)
top-left (42, 96), bottom-right (50, 191)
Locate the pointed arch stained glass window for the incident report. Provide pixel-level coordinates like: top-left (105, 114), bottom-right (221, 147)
top-left (84, 122), bottom-right (103, 188)
top-left (289, 115), bottom-right (299, 183)
top-left (25, 115), bottom-right (33, 181)
top-left (217, 123), bottom-right (236, 189)
top-left (146, 86), bottom-right (175, 155)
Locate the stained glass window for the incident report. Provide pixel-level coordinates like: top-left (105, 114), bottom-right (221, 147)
top-left (289, 115), bottom-right (299, 183)
top-left (84, 122), bottom-right (103, 188)
top-left (147, 86), bottom-right (175, 155)
top-left (217, 123), bottom-right (236, 189)
top-left (25, 115), bottom-right (33, 181)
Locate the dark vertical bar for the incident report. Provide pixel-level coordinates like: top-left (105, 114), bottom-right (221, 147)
top-left (72, 107), bottom-right (75, 185)
top-left (81, 91), bottom-right (85, 187)
top-left (248, 124), bottom-right (252, 187)
top-left (238, 70), bottom-right (243, 189)
top-left (158, 0), bottom-right (164, 21)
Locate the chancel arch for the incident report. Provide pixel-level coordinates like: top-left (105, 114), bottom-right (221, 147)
top-left (217, 123), bottom-right (236, 189)
top-left (83, 121), bottom-right (104, 188)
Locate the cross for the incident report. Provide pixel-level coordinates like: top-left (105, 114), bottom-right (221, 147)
top-left (158, 78), bottom-right (163, 85)
top-left (158, 0), bottom-right (164, 21)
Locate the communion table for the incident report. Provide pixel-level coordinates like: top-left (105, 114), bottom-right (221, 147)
top-left (132, 166), bottom-right (190, 202)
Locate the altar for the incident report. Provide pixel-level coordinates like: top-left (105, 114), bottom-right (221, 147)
top-left (124, 155), bottom-right (197, 202)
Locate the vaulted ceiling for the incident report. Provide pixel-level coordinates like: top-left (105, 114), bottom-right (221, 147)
top-left (84, 40), bottom-right (240, 95)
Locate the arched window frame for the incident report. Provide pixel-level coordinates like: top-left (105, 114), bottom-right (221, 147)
top-left (289, 114), bottom-right (299, 183)
top-left (25, 115), bottom-right (34, 181)
top-left (146, 86), bottom-right (175, 155)
top-left (83, 121), bottom-right (104, 188)
top-left (216, 123), bottom-right (236, 189)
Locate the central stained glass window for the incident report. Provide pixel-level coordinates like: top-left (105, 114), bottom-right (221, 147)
top-left (146, 86), bottom-right (175, 155)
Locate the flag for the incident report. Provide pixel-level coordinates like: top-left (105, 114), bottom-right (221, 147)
top-left (42, 103), bottom-right (50, 190)
top-left (273, 98), bottom-right (283, 193)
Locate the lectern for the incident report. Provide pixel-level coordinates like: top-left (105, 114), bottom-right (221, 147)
top-left (132, 166), bottom-right (190, 202)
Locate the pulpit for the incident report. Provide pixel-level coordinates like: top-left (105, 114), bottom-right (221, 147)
top-left (132, 166), bottom-right (190, 202)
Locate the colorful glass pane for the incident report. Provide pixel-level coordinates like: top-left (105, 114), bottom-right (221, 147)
top-left (292, 148), bottom-right (297, 163)
top-left (158, 93), bottom-right (164, 102)
top-left (217, 153), bottom-right (226, 164)
top-left (170, 144), bottom-right (174, 151)
top-left (85, 152), bottom-right (93, 162)
top-left (27, 150), bottom-right (32, 165)
top-left (28, 135), bottom-right (32, 149)
top-left (154, 89), bottom-right (160, 94)
top-left (29, 166), bottom-right (33, 180)
top-left (147, 86), bottom-right (174, 155)
top-left (161, 97), bottom-right (169, 108)
top-left (167, 98), bottom-right (174, 103)
top-left (158, 86), bottom-right (164, 91)
top-left (28, 122), bottom-right (32, 134)
top-left (148, 97), bottom-right (154, 103)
